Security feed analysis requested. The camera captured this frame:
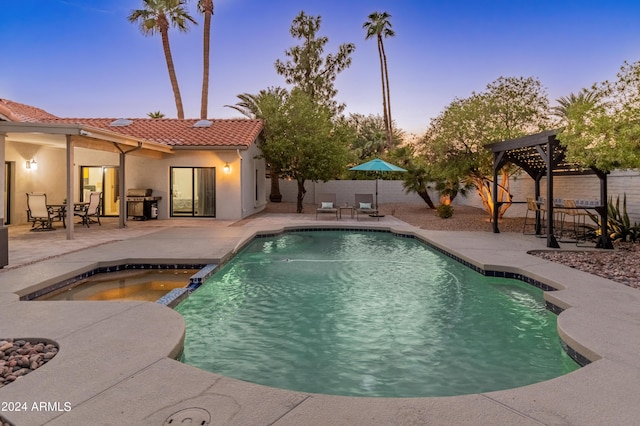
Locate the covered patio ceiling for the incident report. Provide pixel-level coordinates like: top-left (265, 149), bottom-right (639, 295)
top-left (0, 121), bottom-right (173, 157)
top-left (0, 121), bottom-right (173, 240)
top-left (486, 129), bottom-right (612, 249)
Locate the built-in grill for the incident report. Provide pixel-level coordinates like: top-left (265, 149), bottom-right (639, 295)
top-left (126, 189), bottom-right (162, 220)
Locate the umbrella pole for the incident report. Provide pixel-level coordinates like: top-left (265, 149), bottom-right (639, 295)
top-left (375, 177), bottom-right (378, 210)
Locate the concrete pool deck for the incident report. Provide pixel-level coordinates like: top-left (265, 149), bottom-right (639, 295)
top-left (0, 214), bottom-right (639, 425)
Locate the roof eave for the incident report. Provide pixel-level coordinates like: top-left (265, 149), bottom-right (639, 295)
top-left (0, 121), bottom-right (174, 154)
top-left (171, 145), bottom-right (249, 151)
top-left (79, 125), bottom-right (173, 154)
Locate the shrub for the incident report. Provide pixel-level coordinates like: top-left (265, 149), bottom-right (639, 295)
top-left (588, 194), bottom-right (640, 242)
top-left (436, 203), bottom-right (454, 219)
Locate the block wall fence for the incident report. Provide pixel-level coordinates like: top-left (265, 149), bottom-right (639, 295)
top-left (268, 169), bottom-right (640, 223)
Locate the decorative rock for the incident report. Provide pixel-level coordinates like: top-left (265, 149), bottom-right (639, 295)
top-left (0, 339), bottom-right (58, 387)
top-left (531, 241), bottom-right (640, 289)
top-left (13, 368), bottom-right (31, 377)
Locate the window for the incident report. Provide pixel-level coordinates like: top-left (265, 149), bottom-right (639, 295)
top-left (170, 167), bottom-right (216, 217)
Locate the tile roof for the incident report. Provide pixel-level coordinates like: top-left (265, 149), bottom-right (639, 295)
top-left (1, 98), bottom-right (263, 148)
top-left (40, 117), bottom-right (264, 148)
top-left (0, 98), bottom-right (60, 122)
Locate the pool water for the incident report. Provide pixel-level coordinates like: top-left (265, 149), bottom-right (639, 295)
top-left (177, 231), bottom-right (579, 397)
top-left (39, 269), bottom-right (197, 302)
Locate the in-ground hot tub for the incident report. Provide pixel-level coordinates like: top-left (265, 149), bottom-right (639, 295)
top-left (37, 269), bottom-right (199, 301)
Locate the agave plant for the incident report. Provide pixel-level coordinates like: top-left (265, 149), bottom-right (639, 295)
top-left (588, 194), bottom-right (640, 242)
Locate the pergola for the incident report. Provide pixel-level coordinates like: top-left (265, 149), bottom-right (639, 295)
top-left (486, 129), bottom-right (612, 249)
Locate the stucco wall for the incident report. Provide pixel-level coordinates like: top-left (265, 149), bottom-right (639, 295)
top-left (117, 149), bottom-right (244, 221)
top-left (5, 142), bottom-right (67, 224)
top-left (270, 169), bottom-right (640, 223)
top-left (6, 141), bottom-right (264, 224)
top-left (269, 179), bottom-right (434, 207)
top-left (239, 143), bottom-right (267, 219)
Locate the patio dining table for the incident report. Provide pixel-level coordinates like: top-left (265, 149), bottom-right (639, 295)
top-left (46, 203), bottom-right (91, 229)
top-left (46, 204), bottom-right (67, 229)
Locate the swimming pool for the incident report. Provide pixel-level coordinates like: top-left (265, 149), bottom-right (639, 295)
top-left (177, 230), bottom-right (579, 397)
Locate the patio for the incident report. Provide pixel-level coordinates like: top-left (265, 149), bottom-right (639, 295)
top-left (0, 213), bottom-right (639, 425)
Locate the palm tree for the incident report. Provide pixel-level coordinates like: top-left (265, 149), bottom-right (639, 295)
top-left (552, 88), bottom-right (601, 123)
top-left (128, 0), bottom-right (196, 119)
top-left (363, 11), bottom-right (395, 149)
top-left (147, 111), bottom-right (165, 118)
top-left (197, 0), bottom-right (214, 119)
top-left (225, 87), bottom-right (288, 202)
top-left (224, 87), bottom-right (288, 119)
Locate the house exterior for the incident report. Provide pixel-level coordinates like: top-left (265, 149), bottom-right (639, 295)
top-left (0, 98), bottom-right (267, 229)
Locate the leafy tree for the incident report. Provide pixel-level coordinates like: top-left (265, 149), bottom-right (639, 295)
top-left (393, 143), bottom-right (466, 210)
top-left (559, 60), bottom-right (640, 170)
top-left (363, 11), bottom-right (395, 149)
top-left (197, 0), bottom-right (214, 119)
top-left (424, 76), bottom-right (552, 218)
top-left (275, 11), bottom-right (355, 116)
top-left (225, 87), bottom-right (288, 201)
top-left (434, 178), bottom-right (473, 205)
top-left (262, 89), bottom-right (350, 212)
top-left (342, 113), bottom-right (403, 162)
top-left (128, 0), bottom-right (197, 119)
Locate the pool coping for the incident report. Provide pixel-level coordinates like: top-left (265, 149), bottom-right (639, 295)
top-left (1, 216), bottom-right (639, 425)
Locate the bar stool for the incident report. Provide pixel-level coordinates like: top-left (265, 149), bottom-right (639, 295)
top-left (523, 197), bottom-right (546, 235)
top-left (560, 199), bottom-right (591, 243)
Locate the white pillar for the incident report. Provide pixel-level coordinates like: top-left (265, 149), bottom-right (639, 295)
top-left (66, 135), bottom-right (74, 240)
top-left (119, 151), bottom-right (126, 228)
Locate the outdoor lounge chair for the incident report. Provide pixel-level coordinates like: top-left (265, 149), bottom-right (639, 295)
top-left (355, 193), bottom-right (379, 221)
top-left (26, 192), bottom-right (54, 231)
top-left (75, 191), bottom-right (102, 227)
top-left (316, 193), bottom-right (338, 220)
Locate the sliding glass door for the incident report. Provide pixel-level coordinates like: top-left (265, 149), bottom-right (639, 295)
top-left (170, 167), bottom-right (216, 217)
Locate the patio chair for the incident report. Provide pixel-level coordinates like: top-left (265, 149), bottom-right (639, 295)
top-left (26, 192), bottom-right (54, 231)
top-left (559, 199), bottom-right (592, 244)
top-left (355, 193), bottom-right (379, 221)
top-left (523, 197), bottom-right (546, 235)
top-left (75, 191), bottom-right (102, 227)
top-left (316, 193), bottom-right (338, 220)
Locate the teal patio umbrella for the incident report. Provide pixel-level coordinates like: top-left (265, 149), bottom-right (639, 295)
top-left (349, 158), bottom-right (407, 214)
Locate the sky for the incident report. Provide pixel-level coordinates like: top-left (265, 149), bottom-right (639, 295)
top-left (2, 0), bottom-right (640, 137)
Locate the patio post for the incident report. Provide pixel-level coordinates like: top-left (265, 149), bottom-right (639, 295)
top-left (119, 150), bottom-right (126, 228)
top-left (0, 132), bottom-right (7, 267)
top-left (534, 172), bottom-right (543, 234)
top-left (545, 136), bottom-right (559, 248)
top-left (65, 135), bottom-right (74, 240)
top-left (595, 170), bottom-right (613, 249)
top-left (491, 152), bottom-right (500, 233)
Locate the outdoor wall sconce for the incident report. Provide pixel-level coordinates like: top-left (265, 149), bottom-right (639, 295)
top-left (223, 162), bottom-right (231, 174)
top-left (26, 159), bottom-right (38, 170)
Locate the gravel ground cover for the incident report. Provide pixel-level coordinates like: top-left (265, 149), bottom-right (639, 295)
top-left (261, 201), bottom-right (639, 290)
